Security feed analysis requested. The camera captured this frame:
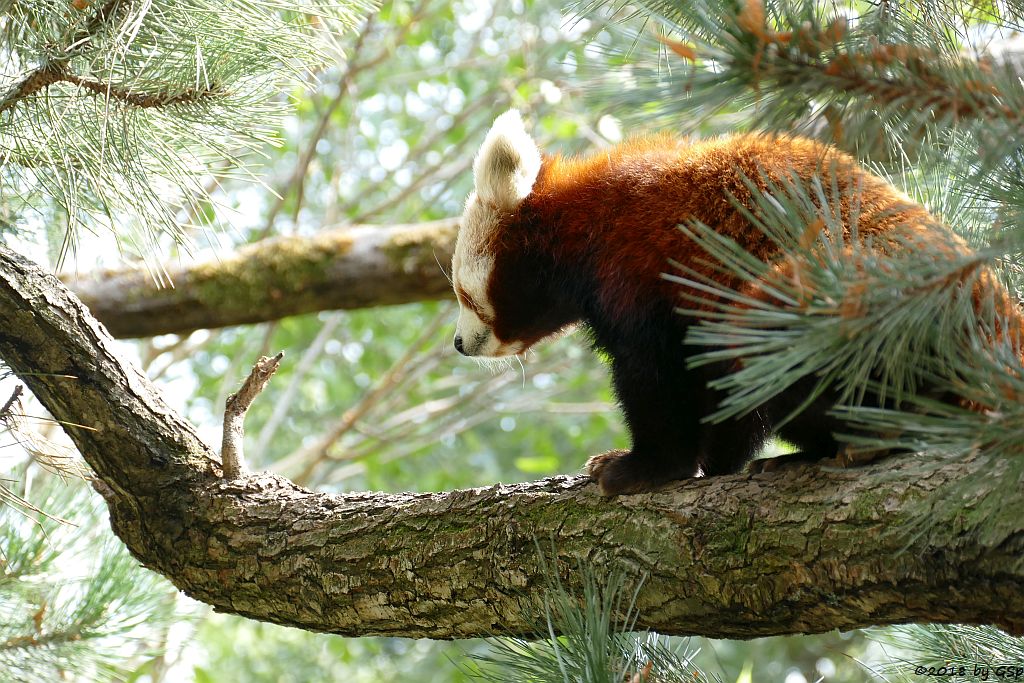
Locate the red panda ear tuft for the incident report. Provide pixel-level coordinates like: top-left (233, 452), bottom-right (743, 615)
top-left (473, 109), bottom-right (541, 210)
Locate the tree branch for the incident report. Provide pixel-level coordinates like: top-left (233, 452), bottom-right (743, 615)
top-left (3, 244), bottom-right (1023, 639)
top-left (65, 219), bottom-right (458, 338)
top-left (221, 352), bottom-right (283, 479)
top-left (0, 1), bottom-right (210, 114)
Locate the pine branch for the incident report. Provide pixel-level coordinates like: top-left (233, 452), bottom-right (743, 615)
top-left (871, 624), bottom-right (1024, 680)
top-left (0, 628), bottom-right (84, 655)
top-left (0, 384), bottom-right (23, 422)
top-left (0, 475), bottom-right (181, 682)
top-left (667, 166), bottom-right (1024, 464)
top-left (0, 66), bottom-right (223, 114)
top-left (0, 0), bottom-right (133, 113)
top-left (0, 67), bottom-right (64, 113)
top-left (724, 6), bottom-right (1024, 144)
top-left (591, 0), bottom-right (1024, 167)
top-left (466, 562), bottom-right (719, 682)
top-left (0, 0), bottom-right (370, 260)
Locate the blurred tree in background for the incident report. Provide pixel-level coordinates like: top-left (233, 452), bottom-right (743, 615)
top-left (2, 0), bottom-right (1023, 680)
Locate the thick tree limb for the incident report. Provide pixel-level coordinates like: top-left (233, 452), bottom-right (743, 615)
top-left (66, 219), bottom-right (458, 338)
top-left (2, 245), bottom-right (1024, 639)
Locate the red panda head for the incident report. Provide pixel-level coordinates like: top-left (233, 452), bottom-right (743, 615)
top-left (452, 110), bottom-right (544, 357)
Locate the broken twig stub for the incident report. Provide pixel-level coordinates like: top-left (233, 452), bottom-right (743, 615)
top-left (221, 352), bottom-right (284, 479)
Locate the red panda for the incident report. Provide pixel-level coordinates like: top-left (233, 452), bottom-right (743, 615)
top-left (451, 109), bottom-right (1023, 496)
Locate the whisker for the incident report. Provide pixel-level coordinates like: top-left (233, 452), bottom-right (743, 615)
top-left (433, 249), bottom-right (454, 286)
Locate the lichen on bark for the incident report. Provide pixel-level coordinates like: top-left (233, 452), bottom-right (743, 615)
top-left (65, 218), bottom-right (458, 338)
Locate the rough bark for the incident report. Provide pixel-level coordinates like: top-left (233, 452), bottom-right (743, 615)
top-left (2, 244), bottom-right (1023, 639)
top-left (64, 219), bottom-right (458, 338)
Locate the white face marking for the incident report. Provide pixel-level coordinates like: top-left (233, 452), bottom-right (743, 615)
top-left (452, 109), bottom-right (541, 358)
top-left (453, 194), bottom-right (507, 356)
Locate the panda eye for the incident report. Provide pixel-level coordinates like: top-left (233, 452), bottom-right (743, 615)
top-left (456, 285), bottom-right (492, 323)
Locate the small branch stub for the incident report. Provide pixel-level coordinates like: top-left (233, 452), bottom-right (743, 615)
top-left (221, 352), bottom-right (284, 479)
top-left (0, 384), bottom-right (24, 422)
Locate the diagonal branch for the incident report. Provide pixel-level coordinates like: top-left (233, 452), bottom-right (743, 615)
top-left (0, 64), bottom-right (224, 114)
top-left (2, 244), bottom-right (1023, 640)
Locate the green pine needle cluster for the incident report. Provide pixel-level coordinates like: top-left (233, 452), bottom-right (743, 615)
top-left (0, 0), bottom-right (372, 268)
top-left (870, 624), bottom-right (1024, 681)
top-left (587, 0), bottom-right (1024, 161)
top-left (463, 552), bottom-right (718, 683)
top-left (585, 0), bottom-right (1024, 233)
top-left (669, 171), bottom-right (1024, 459)
top-left (0, 473), bottom-right (183, 682)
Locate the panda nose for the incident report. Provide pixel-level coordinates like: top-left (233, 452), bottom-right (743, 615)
top-left (454, 335), bottom-right (466, 355)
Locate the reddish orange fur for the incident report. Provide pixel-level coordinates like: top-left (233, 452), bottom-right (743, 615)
top-left (475, 131), bottom-right (1023, 494)
top-left (513, 134), bottom-right (940, 323)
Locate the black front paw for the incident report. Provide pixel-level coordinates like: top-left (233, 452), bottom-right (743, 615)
top-left (586, 450), bottom-right (691, 496)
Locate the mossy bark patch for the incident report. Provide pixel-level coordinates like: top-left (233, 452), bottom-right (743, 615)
top-left (67, 219), bottom-right (459, 337)
top-left (189, 231), bottom-right (356, 314)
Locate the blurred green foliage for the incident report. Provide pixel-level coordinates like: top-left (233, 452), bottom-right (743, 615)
top-left (0, 473), bottom-right (187, 682)
top-left (193, 615), bottom-right (490, 683)
top-left (4, 0), bottom-right (1020, 680)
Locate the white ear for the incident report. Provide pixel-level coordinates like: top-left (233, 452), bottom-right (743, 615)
top-left (473, 109), bottom-right (541, 210)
